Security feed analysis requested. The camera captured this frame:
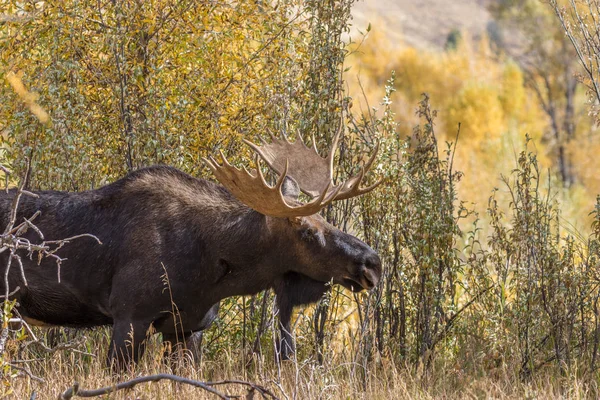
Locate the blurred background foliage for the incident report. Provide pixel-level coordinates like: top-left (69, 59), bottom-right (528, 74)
top-left (346, 11), bottom-right (599, 235)
top-left (3, 0), bottom-right (600, 398)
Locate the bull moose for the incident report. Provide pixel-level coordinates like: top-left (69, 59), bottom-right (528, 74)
top-left (0, 128), bottom-right (382, 369)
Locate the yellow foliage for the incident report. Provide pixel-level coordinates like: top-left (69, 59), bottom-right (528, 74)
top-left (0, 0), bottom-right (335, 189)
top-left (346, 29), bottom-right (555, 223)
top-left (446, 82), bottom-right (506, 143)
top-left (499, 61), bottom-right (525, 117)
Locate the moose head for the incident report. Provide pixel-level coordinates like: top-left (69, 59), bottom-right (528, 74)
top-left (203, 126), bottom-right (382, 293)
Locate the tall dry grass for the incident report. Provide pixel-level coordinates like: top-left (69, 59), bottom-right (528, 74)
top-left (7, 329), bottom-right (600, 399)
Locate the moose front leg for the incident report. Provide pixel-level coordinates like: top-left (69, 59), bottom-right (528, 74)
top-left (274, 272), bottom-right (329, 360)
top-left (275, 294), bottom-right (294, 360)
top-left (107, 263), bottom-right (165, 371)
top-left (107, 318), bottom-right (153, 371)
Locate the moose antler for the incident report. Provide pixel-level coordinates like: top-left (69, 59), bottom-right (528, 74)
top-left (203, 153), bottom-right (342, 217)
top-left (203, 126), bottom-right (381, 218)
top-left (242, 130), bottom-right (340, 198)
top-left (245, 129), bottom-right (381, 201)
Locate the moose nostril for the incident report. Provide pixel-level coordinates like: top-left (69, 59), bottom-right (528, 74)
top-left (362, 253), bottom-right (381, 289)
top-left (351, 251), bottom-right (382, 290)
top-left (362, 268), bottom-right (379, 289)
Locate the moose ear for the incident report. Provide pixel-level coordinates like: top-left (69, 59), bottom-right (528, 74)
top-left (281, 176), bottom-right (300, 199)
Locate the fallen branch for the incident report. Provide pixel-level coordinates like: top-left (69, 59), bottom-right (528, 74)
top-left (7, 363), bottom-right (44, 383)
top-left (60, 374), bottom-right (281, 400)
top-left (25, 335), bottom-right (96, 358)
top-left (205, 379), bottom-right (279, 399)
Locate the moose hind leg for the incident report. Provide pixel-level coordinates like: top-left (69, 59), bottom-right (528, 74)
top-left (162, 302), bottom-right (218, 367)
top-left (107, 319), bottom-right (152, 371)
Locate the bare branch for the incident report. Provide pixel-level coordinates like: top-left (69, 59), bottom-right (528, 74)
top-left (25, 337), bottom-right (96, 358)
top-left (0, 163), bottom-right (101, 364)
top-left (0, 286), bottom-right (20, 299)
top-left (3, 161), bottom-right (31, 235)
top-left (7, 363), bottom-right (44, 383)
top-left (60, 374), bottom-right (281, 400)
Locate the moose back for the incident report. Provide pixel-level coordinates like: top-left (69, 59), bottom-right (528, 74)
top-left (1, 132), bottom-right (382, 368)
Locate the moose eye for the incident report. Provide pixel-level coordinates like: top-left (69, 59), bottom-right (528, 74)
top-left (300, 226), bottom-right (326, 247)
top-left (301, 227), bottom-right (318, 242)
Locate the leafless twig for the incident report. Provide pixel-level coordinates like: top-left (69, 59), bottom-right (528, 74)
top-left (7, 363), bottom-right (44, 383)
top-left (207, 379), bottom-right (280, 398)
top-left (0, 285), bottom-right (20, 299)
top-left (60, 374), bottom-right (281, 400)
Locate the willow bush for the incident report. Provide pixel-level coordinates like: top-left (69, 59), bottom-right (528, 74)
top-left (1, 0), bottom-right (348, 187)
top-left (346, 83), bottom-right (490, 376)
top-left (346, 83), bottom-right (600, 386)
top-left (484, 140), bottom-right (600, 379)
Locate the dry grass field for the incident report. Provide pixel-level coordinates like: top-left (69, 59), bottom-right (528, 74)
top-left (9, 334), bottom-right (597, 399)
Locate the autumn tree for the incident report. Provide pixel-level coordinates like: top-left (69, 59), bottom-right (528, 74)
top-left (549, 0), bottom-right (600, 122)
top-left (490, 0), bottom-right (581, 186)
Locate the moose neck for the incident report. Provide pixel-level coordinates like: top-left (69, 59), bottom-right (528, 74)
top-left (206, 209), bottom-right (290, 300)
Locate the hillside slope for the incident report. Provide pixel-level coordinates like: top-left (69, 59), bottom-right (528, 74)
top-left (352, 0), bottom-right (494, 50)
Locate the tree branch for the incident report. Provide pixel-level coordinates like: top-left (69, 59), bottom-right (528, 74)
top-left (60, 374), bottom-right (281, 400)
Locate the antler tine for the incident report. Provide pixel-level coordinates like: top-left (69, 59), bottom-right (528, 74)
top-left (304, 180), bottom-right (344, 211)
top-left (326, 119), bottom-right (343, 181)
top-left (253, 154), bottom-right (268, 186)
top-left (219, 150), bottom-right (233, 169)
top-left (203, 156), bottom-right (216, 170)
top-left (359, 176), bottom-right (384, 193)
top-left (274, 158), bottom-right (290, 193)
top-left (296, 131), bottom-right (306, 145)
top-left (332, 140), bottom-right (382, 201)
top-left (360, 140), bottom-right (380, 175)
top-left (243, 139), bottom-right (272, 169)
top-left (340, 168), bottom-right (364, 195)
top-left (311, 133), bottom-right (318, 154)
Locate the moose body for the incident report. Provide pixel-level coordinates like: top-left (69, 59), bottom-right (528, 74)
top-left (1, 163), bottom-right (381, 366)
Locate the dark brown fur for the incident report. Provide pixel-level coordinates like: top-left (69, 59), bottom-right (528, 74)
top-left (0, 166), bottom-right (381, 367)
